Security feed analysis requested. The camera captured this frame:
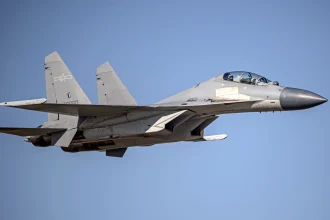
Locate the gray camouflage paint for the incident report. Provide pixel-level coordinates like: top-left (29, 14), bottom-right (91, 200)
top-left (0, 52), bottom-right (327, 157)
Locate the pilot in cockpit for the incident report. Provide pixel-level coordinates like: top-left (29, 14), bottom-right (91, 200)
top-left (222, 71), bottom-right (275, 86)
top-left (255, 77), bottom-right (268, 86)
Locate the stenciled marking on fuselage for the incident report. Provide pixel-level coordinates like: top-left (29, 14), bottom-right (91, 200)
top-left (216, 87), bottom-right (239, 101)
top-left (215, 87), bottom-right (251, 101)
top-left (54, 73), bottom-right (73, 82)
top-left (63, 100), bottom-right (78, 104)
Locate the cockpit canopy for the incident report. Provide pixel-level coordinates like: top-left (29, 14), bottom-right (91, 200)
top-left (222, 71), bottom-right (278, 86)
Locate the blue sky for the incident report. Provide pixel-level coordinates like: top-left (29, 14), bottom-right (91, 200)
top-left (0, 1), bottom-right (329, 219)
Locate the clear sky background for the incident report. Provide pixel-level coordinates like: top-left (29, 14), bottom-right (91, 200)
top-left (0, 1), bottom-right (329, 219)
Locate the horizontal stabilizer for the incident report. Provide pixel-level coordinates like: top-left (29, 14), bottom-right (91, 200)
top-left (0, 127), bottom-right (66, 136)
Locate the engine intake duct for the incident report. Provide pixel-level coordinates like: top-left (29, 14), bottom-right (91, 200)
top-left (164, 110), bottom-right (195, 132)
top-left (191, 116), bottom-right (218, 136)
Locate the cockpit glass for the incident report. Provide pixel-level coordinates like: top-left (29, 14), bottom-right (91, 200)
top-left (223, 71), bottom-right (241, 82)
top-left (222, 71), bottom-right (271, 86)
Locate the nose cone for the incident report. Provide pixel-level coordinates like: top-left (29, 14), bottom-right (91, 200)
top-left (280, 87), bottom-right (327, 110)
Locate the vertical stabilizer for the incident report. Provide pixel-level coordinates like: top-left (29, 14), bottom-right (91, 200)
top-left (96, 62), bottom-right (137, 105)
top-left (44, 51), bottom-right (91, 121)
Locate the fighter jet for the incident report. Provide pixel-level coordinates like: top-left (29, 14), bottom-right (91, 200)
top-left (0, 52), bottom-right (327, 157)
